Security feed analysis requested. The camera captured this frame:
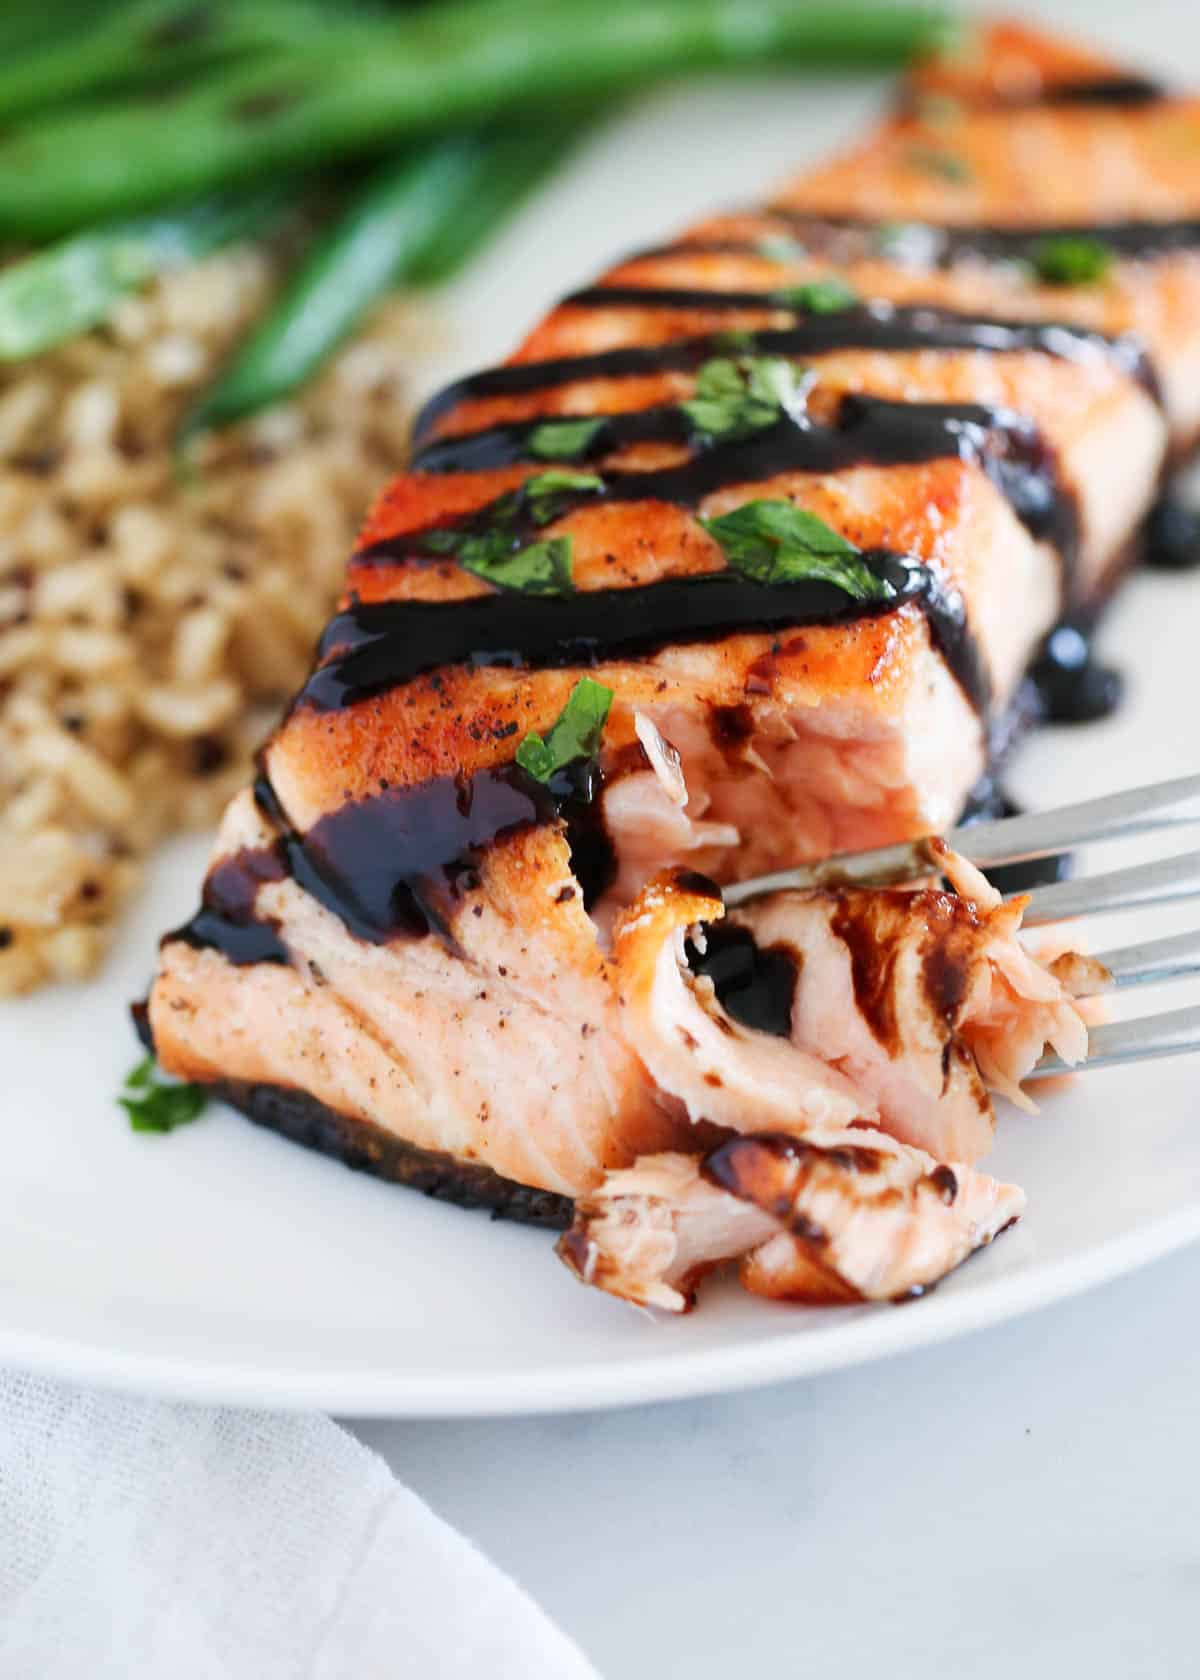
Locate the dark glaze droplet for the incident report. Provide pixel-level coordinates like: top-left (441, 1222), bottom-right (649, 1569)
top-left (684, 922), bottom-right (799, 1039)
top-left (1145, 491), bottom-right (1200, 571)
top-left (169, 845), bottom-right (290, 966)
top-left (1028, 621), bottom-right (1124, 723)
top-left (303, 559), bottom-right (989, 721)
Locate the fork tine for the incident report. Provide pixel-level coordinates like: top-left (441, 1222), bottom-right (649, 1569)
top-left (1019, 849), bottom-right (1200, 926)
top-left (1027, 1003), bottom-right (1200, 1079)
top-left (944, 771), bottom-right (1200, 865)
top-left (722, 773), bottom-right (1200, 906)
top-left (1093, 927), bottom-right (1200, 990)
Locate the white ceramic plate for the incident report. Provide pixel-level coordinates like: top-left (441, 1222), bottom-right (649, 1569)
top-left (5, 55), bottom-right (1200, 1417)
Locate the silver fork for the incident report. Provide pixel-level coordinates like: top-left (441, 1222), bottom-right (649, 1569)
top-left (722, 772), bottom-right (1200, 1079)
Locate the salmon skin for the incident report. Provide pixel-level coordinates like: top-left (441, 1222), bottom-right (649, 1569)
top-left (150, 21), bottom-right (1176, 1265)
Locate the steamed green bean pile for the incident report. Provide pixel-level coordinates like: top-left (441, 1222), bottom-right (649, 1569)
top-left (0, 0), bottom-right (952, 435)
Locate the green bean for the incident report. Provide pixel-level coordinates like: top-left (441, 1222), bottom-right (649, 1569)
top-left (0, 1), bottom-right (954, 234)
top-left (0, 189), bottom-right (288, 361)
top-left (0, 0), bottom-right (348, 124)
top-left (183, 121), bottom-right (580, 434)
top-left (405, 120), bottom-right (582, 287)
top-left (180, 140), bottom-right (485, 435)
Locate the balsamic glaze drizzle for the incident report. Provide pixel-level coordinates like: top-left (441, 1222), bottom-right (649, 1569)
top-left (723, 211), bottom-right (1200, 274)
top-left (411, 303), bottom-right (1157, 444)
top-left (186, 759), bottom-right (615, 962)
top-left (170, 845), bottom-right (290, 966)
top-left (900, 74), bottom-right (1167, 112)
top-left (409, 393), bottom-right (1076, 574)
top-left (301, 557), bottom-right (988, 718)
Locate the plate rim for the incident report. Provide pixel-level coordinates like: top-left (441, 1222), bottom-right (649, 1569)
top-left (2, 1202), bottom-right (1195, 1416)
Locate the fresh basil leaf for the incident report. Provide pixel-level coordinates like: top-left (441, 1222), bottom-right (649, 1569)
top-left (516, 677), bottom-right (614, 784)
top-left (756, 233), bottom-right (808, 265)
top-left (682, 355), bottom-right (810, 444)
top-left (774, 278), bottom-right (859, 314)
top-left (524, 468), bottom-right (604, 527)
top-left (528, 417), bottom-right (606, 461)
top-left (905, 146), bottom-right (972, 183)
top-left (701, 499), bottom-right (893, 601)
top-left (460, 533), bottom-right (574, 596)
top-left (1031, 236), bottom-right (1113, 287)
top-left (119, 1054), bottom-right (208, 1134)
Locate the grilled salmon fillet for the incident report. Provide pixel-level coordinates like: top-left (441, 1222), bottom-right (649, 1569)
top-left (150, 20), bottom-right (1174, 1241)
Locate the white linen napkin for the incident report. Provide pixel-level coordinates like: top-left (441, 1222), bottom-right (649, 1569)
top-left (0, 1371), bottom-right (600, 1679)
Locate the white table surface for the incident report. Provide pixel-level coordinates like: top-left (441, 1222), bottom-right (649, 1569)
top-left (349, 2), bottom-right (1200, 1671)
top-left (352, 1242), bottom-right (1200, 1676)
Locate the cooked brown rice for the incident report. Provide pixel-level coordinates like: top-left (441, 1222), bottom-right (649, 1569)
top-left (0, 243), bottom-right (433, 994)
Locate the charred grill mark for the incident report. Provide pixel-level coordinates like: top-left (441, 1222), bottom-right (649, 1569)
top-left (412, 303), bottom-right (1155, 443)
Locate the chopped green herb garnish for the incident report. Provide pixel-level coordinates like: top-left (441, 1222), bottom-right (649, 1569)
top-left (756, 233), bottom-right (808, 265)
top-left (905, 146), bottom-right (971, 183)
top-left (119, 1053), bottom-right (208, 1134)
top-left (774, 278), bottom-right (859, 314)
top-left (682, 355), bottom-right (810, 444)
top-left (1030, 235), bottom-right (1113, 287)
top-left (528, 416), bottom-right (606, 461)
top-left (420, 527), bottom-right (463, 555)
top-left (460, 532), bottom-right (574, 596)
top-left (516, 676), bottom-right (613, 784)
top-left (713, 328), bottom-right (757, 353)
top-left (701, 499), bottom-right (894, 600)
top-left (524, 468), bottom-right (604, 526)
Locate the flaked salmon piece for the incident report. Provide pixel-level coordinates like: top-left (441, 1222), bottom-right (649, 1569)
top-left (611, 853), bottom-right (1100, 1164)
top-left (557, 1131), bottom-right (1025, 1311)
